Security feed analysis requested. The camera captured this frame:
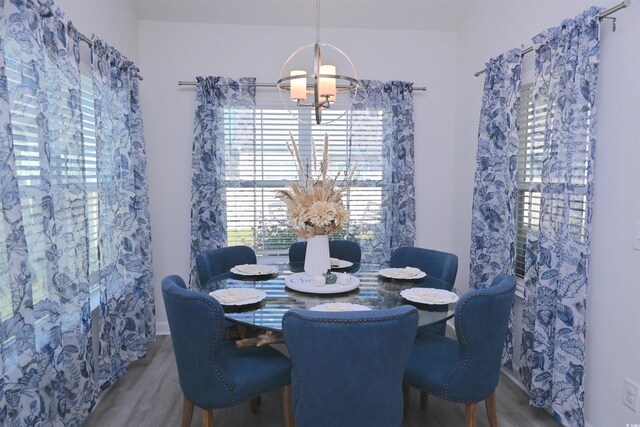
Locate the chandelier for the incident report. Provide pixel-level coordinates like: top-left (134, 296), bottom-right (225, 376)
top-left (276, 0), bottom-right (359, 125)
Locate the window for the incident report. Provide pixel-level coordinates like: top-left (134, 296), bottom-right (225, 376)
top-left (224, 107), bottom-right (384, 256)
top-left (0, 57), bottom-right (98, 323)
top-left (515, 82), bottom-right (543, 279)
top-left (515, 81), bottom-right (590, 282)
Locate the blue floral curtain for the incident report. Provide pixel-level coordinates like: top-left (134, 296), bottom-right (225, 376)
top-left (91, 38), bottom-right (155, 391)
top-left (0, 2), bottom-right (97, 424)
top-left (189, 76), bottom-right (256, 287)
top-left (519, 8), bottom-right (601, 427)
top-left (469, 49), bottom-right (522, 368)
top-left (0, 1), bottom-right (153, 423)
top-left (352, 80), bottom-right (416, 264)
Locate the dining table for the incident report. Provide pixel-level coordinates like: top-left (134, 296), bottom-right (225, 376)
top-left (201, 262), bottom-right (457, 344)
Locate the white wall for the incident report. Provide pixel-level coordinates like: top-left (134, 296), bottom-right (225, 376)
top-left (55, 0), bottom-right (139, 62)
top-left (138, 20), bottom-right (458, 333)
top-left (453, 2), bottom-right (640, 426)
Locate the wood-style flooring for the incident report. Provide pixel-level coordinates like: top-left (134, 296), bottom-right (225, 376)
top-left (82, 336), bottom-right (561, 427)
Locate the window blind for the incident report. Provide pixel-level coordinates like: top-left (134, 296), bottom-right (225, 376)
top-left (515, 82), bottom-right (590, 281)
top-left (0, 58), bottom-right (98, 321)
top-left (224, 107), bottom-right (384, 255)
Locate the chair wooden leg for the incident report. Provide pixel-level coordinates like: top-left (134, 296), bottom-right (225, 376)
top-left (182, 396), bottom-right (194, 427)
top-left (420, 391), bottom-right (428, 410)
top-left (250, 396), bottom-right (262, 414)
top-left (402, 383), bottom-right (410, 413)
top-left (485, 391), bottom-right (499, 427)
top-left (465, 402), bottom-right (477, 427)
top-left (202, 408), bottom-right (213, 427)
top-left (283, 384), bottom-right (295, 427)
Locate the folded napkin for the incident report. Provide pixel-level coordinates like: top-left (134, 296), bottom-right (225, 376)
top-left (408, 288), bottom-right (456, 304)
top-left (387, 267), bottom-right (423, 278)
top-left (211, 288), bottom-right (260, 304)
top-left (330, 258), bottom-right (341, 267)
top-left (233, 264), bottom-right (273, 275)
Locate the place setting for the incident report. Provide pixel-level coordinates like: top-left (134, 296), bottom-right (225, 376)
top-left (399, 287), bottom-right (459, 309)
top-left (330, 257), bottom-right (354, 270)
top-left (209, 287), bottom-right (268, 310)
top-left (309, 302), bottom-right (371, 312)
top-left (378, 266), bottom-right (427, 281)
top-left (230, 264), bottom-right (279, 280)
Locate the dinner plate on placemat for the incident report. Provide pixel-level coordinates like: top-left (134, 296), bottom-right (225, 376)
top-left (310, 302), bottom-right (371, 312)
top-left (230, 264), bottom-right (278, 276)
top-left (209, 288), bottom-right (267, 306)
top-left (330, 258), bottom-right (354, 270)
top-left (400, 288), bottom-right (458, 305)
top-left (378, 267), bottom-right (426, 280)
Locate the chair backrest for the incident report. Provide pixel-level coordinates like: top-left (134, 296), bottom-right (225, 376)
top-left (288, 240), bottom-right (362, 264)
top-left (448, 274), bottom-right (516, 402)
top-left (161, 275), bottom-right (234, 408)
top-left (390, 246), bottom-right (458, 287)
top-left (283, 306), bottom-right (418, 427)
top-left (195, 245), bottom-right (257, 285)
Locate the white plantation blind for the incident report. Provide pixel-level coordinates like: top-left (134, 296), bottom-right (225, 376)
top-left (515, 81), bottom-right (590, 279)
top-left (515, 82), bottom-right (543, 278)
top-left (0, 57), bottom-right (98, 321)
top-left (224, 107), bottom-right (384, 255)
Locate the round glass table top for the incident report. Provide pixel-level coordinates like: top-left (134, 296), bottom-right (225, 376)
top-left (202, 263), bottom-right (457, 332)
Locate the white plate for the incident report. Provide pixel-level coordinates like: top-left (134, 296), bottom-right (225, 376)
top-left (285, 272), bottom-right (360, 294)
top-left (310, 302), bottom-right (371, 312)
top-left (400, 288), bottom-right (459, 305)
top-left (330, 259), bottom-right (354, 269)
top-left (230, 264), bottom-right (278, 276)
top-left (378, 267), bottom-right (426, 280)
top-left (209, 288), bottom-right (267, 306)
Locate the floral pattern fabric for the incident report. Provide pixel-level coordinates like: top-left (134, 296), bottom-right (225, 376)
top-left (92, 37), bottom-right (155, 392)
top-left (0, 1), bottom-right (153, 424)
top-left (0, 2), bottom-right (96, 425)
top-left (469, 48), bottom-right (522, 368)
top-left (189, 76), bottom-right (256, 287)
top-left (519, 8), bottom-right (601, 427)
top-left (352, 80), bottom-right (416, 264)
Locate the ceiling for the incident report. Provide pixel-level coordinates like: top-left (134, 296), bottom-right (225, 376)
top-left (129, 0), bottom-right (475, 31)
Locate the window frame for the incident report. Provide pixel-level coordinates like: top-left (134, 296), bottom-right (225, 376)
top-left (223, 105), bottom-right (385, 257)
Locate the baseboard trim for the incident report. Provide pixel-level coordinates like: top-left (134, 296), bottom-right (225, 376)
top-left (155, 321), bottom-right (170, 335)
top-left (500, 366), bottom-right (529, 394)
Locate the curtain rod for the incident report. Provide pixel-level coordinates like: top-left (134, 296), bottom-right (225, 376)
top-left (473, 0), bottom-right (631, 77)
top-left (177, 81), bottom-right (427, 91)
top-left (78, 33), bottom-right (144, 81)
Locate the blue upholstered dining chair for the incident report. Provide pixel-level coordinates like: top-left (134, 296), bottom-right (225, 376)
top-left (403, 274), bottom-right (516, 427)
top-left (390, 246), bottom-right (458, 337)
top-left (161, 275), bottom-right (294, 427)
top-left (390, 246), bottom-right (458, 286)
top-left (288, 239), bottom-right (362, 264)
top-left (195, 245), bottom-right (257, 287)
top-left (282, 306), bottom-right (418, 427)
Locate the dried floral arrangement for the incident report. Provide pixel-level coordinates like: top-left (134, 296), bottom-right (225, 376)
top-left (276, 133), bottom-right (356, 239)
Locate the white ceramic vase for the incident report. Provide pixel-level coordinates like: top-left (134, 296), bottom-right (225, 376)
top-left (304, 234), bottom-right (330, 277)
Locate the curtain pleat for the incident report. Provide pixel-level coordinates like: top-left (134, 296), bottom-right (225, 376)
top-left (519, 8), bottom-right (602, 427)
top-left (469, 48), bottom-right (522, 369)
top-left (91, 37), bottom-right (155, 391)
top-left (0, 2), bottom-right (153, 423)
top-left (0, 2), bottom-right (97, 424)
top-left (189, 76), bottom-right (256, 288)
top-left (352, 80), bottom-right (416, 264)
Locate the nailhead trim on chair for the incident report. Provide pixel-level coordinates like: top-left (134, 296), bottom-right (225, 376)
top-left (167, 292), bottom-right (237, 405)
top-left (283, 311), bottom-right (417, 325)
top-left (442, 285), bottom-right (515, 403)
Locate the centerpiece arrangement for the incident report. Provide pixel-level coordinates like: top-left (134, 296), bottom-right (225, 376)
top-left (276, 133), bottom-right (355, 277)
